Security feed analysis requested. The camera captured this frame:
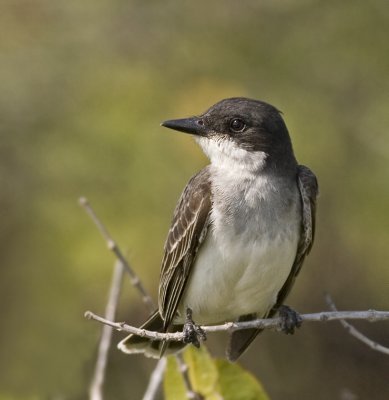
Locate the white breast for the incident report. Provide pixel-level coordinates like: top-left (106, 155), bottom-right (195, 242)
top-left (176, 150), bottom-right (301, 324)
top-left (178, 225), bottom-right (299, 324)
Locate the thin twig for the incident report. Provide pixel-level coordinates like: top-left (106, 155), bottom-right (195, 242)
top-left (139, 352), bottom-right (200, 400)
top-left (81, 197), bottom-right (197, 399)
top-left (85, 311), bottom-right (182, 340)
top-left (142, 357), bottom-right (167, 400)
top-left (89, 261), bottom-right (124, 400)
top-left (325, 294), bottom-right (389, 356)
top-left (85, 309), bottom-right (389, 342)
top-left (79, 197), bottom-right (155, 312)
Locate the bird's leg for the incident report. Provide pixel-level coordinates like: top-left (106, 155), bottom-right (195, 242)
top-left (278, 305), bottom-right (302, 334)
top-left (183, 307), bottom-right (207, 348)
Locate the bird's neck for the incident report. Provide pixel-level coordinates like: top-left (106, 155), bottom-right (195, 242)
top-left (196, 136), bottom-right (267, 175)
top-left (196, 136), bottom-right (296, 181)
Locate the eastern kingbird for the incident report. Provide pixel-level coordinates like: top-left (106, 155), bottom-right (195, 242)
top-left (118, 97), bottom-right (318, 361)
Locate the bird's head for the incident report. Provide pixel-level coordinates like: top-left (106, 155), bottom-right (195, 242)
top-left (162, 97), bottom-right (296, 173)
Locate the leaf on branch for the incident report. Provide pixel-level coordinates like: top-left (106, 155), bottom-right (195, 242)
top-left (184, 346), bottom-right (219, 398)
top-left (164, 356), bottom-right (188, 400)
top-left (215, 360), bottom-right (270, 400)
top-left (164, 346), bottom-right (270, 400)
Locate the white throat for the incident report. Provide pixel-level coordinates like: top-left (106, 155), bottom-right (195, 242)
top-left (195, 136), bottom-right (267, 174)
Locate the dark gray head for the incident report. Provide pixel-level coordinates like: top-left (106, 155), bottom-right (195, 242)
top-left (162, 97), bottom-right (297, 173)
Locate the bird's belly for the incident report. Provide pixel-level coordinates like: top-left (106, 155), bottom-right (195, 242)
top-left (176, 226), bottom-right (300, 325)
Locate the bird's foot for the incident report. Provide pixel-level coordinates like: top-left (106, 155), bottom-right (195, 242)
top-left (183, 307), bottom-right (206, 348)
top-left (278, 305), bottom-right (302, 334)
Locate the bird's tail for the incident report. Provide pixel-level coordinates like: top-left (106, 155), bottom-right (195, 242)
top-left (117, 311), bottom-right (186, 358)
top-left (226, 313), bottom-right (263, 362)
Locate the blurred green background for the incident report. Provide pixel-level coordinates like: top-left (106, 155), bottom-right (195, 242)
top-left (1, 0), bottom-right (388, 399)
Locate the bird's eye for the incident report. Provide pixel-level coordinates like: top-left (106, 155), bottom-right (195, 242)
top-left (230, 118), bottom-right (246, 132)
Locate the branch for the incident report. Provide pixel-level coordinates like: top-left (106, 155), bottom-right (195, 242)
top-left (85, 309), bottom-right (389, 342)
top-left (325, 294), bottom-right (389, 356)
top-left (89, 261), bottom-right (124, 400)
top-left (139, 351), bottom-right (200, 400)
top-left (81, 197), bottom-right (199, 399)
top-left (142, 357), bottom-right (167, 400)
top-left (79, 197), bottom-right (155, 312)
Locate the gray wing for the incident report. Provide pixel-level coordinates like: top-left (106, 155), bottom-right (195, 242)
top-left (227, 164), bottom-right (318, 361)
top-left (158, 167), bottom-right (212, 331)
top-left (274, 164), bottom-right (318, 306)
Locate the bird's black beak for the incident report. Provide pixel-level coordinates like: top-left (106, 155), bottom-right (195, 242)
top-left (161, 117), bottom-right (206, 136)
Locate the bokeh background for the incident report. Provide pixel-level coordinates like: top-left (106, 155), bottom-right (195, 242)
top-left (1, 1), bottom-right (388, 399)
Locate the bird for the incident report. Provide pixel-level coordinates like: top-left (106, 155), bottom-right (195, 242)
top-left (118, 97), bottom-right (318, 361)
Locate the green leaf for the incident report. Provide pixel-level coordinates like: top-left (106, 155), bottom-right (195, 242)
top-left (163, 356), bottom-right (188, 400)
top-left (164, 346), bottom-right (270, 400)
top-left (184, 346), bottom-right (220, 399)
top-left (215, 359), bottom-right (270, 400)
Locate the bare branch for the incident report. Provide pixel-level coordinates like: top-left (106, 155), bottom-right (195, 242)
top-left (85, 309), bottom-right (389, 343)
top-left (79, 197), bottom-right (155, 312)
top-left (142, 357), bottom-right (167, 400)
top-left (81, 197), bottom-right (197, 399)
top-left (79, 197), bottom-right (202, 399)
top-left (325, 294), bottom-right (389, 356)
top-left (85, 311), bottom-right (182, 340)
top-left (140, 355), bottom-right (203, 400)
top-left (89, 261), bottom-right (124, 400)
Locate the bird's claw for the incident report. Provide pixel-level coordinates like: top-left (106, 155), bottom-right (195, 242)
top-left (183, 307), bottom-right (206, 347)
top-left (278, 305), bottom-right (302, 334)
